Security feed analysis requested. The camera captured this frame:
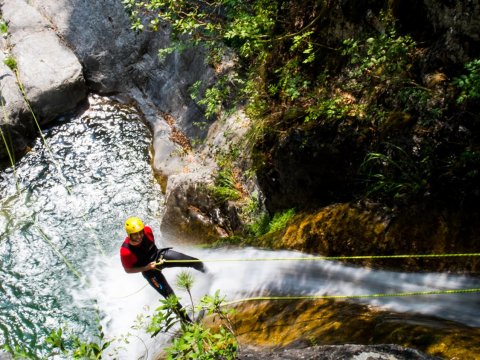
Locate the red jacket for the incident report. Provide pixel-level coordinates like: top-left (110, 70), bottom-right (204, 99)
top-left (120, 226), bottom-right (158, 269)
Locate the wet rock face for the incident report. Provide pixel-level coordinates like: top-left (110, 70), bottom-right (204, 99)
top-left (0, 61), bottom-right (32, 161)
top-left (160, 175), bottom-right (243, 244)
top-left (393, 0), bottom-right (480, 72)
top-left (160, 179), bottom-right (225, 244)
top-left (27, 0), bottom-right (214, 138)
top-left (226, 299), bottom-right (480, 360)
top-left (0, 0), bottom-right (229, 242)
top-left (238, 344), bottom-right (440, 360)
top-left (2, 0), bottom-right (86, 122)
top-left (255, 121), bottom-right (366, 212)
top-left (272, 202), bottom-right (480, 273)
top-left (27, 0), bottom-right (143, 94)
top-left (0, 0), bottom-right (87, 159)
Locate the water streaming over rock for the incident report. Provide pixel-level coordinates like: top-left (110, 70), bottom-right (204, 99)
top-left (1, 95), bottom-right (479, 359)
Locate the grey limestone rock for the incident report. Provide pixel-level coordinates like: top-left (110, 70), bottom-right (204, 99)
top-left (1, 0), bottom-right (86, 124)
top-left (0, 0), bottom-right (86, 158)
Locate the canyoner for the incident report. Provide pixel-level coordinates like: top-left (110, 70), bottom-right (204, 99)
top-left (120, 216), bottom-right (208, 323)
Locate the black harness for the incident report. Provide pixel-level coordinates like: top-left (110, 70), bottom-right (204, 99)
top-left (121, 234), bottom-right (158, 267)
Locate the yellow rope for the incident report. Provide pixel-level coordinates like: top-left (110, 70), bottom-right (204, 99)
top-left (143, 259), bottom-right (480, 302)
top-left (163, 252), bottom-right (480, 263)
top-left (35, 224), bottom-right (86, 283)
top-left (13, 68), bottom-right (105, 255)
top-left (0, 98), bottom-right (20, 192)
top-left (157, 256), bottom-right (480, 305)
top-left (223, 287), bottom-right (480, 306)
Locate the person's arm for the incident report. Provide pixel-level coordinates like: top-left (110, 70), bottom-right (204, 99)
top-left (121, 245), bottom-right (157, 273)
top-left (123, 261), bottom-right (157, 274)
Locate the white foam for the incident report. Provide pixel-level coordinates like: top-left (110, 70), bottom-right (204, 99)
top-left (78, 246), bottom-right (480, 359)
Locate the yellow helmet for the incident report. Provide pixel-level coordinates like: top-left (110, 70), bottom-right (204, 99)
top-left (125, 217), bottom-right (145, 235)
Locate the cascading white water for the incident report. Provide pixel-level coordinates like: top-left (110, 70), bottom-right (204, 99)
top-left (86, 245), bottom-right (480, 359)
top-left (1, 95), bottom-right (479, 359)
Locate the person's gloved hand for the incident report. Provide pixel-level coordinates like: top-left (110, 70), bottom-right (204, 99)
top-left (143, 261), bottom-right (157, 272)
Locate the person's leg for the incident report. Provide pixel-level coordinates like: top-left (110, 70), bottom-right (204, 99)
top-left (158, 249), bottom-right (206, 273)
top-left (143, 270), bottom-right (175, 298)
top-left (143, 271), bottom-right (192, 323)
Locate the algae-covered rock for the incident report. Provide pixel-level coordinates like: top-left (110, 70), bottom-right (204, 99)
top-left (260, 202), bottom-right (480, 273)
top-left (237, 344), bottom-right (440, 360)
top-left (226, 299), bottom-right (480, 360)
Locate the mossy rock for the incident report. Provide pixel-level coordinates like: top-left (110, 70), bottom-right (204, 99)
top-left (256, 202), bottom-right (480, 273)
top-left (222, 299), bottom-right (480, 360)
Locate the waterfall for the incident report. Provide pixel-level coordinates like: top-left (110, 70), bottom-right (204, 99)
top-left (1, 95), bottom-right (479, 359)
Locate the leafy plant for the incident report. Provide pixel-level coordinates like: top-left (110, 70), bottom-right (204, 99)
top-left (273, 59), bottom-right (311, 101)
top-left (45, 325), bottom-right (113, 360)
top-left (296, 19), bottom-right (418, 124)
top-left (146, 273), bottom-right (238, 359)
top-left (1, 344), bottom-right (35, 359)
top-left (248, 212), bottom-right (270, 237)
top-left (441, 148), bottom-right (480, 189)
top-left (248, 208), bottom-right (295, 236)
top-left (165, 324), bottom-right (236, 360)
top-left (453, 59), bottom-right (480, 104)
top-left (197, 75), bottom-right (237, 119)
top-left (210, 167), bottom-right (242, 202)
top-left (147, 294), bottom-right (189, 337)
top-left (268, 208), bottom-right (296, 233)
top-left (361, 143), bottom-right (430, 202)
top-left (2, 324), bottom-right (113, 360)
top-left (123, 0), bottom-right (276, 57)
top-left (459, 149), bottom-right (480, 176)
top-left (121, 0), bottom-right (322, 122)
top-left (342, 27), bottom-right (415, 86)
top-left (176, 271), bottom-right (196, 321)
top-left (239, 191), bottom-right (260, 217)
top-left (305, 95), bottom-right (351, 122)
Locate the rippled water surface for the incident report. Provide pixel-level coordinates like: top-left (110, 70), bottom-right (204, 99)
top-left (0, 95), bottom-right (164, 355)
